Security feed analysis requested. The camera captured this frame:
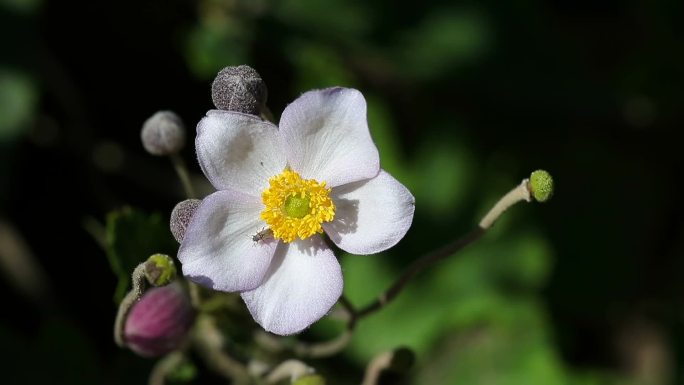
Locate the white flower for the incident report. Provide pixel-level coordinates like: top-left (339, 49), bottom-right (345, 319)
top-left (179, 87), bottom-right (415, 335)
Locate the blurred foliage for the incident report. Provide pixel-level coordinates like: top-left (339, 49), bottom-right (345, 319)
top-left (0, 69), bottom-right (37, 143)
top-left (0, 0), bottom-right (40, 14)
top-left (105, 207), bottom-right (178, 302)
top-left (0, 319), bottom-right (100, 384)
top-left (395, 8), bottom-right (491, 80)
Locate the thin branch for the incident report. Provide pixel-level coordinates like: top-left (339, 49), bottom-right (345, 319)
top-left (337, 294), bottom-right (358, 324)
top-left (148, 351), bottom-right (185, 385)
top-left (192, 315), bottom-right (250, 385)
top-left (265, 359), bottom-right (313, 384)
top-left (266, 179), bottom-right (533, 359)
top-left (293, 328), bottom-right (354, 358)
top-left (170, 153), bottom-right (196, 199)
top-left (361, 350), bottom-right (394, 385)
top-left (478, 179), bottom-right (531, 229)
top-left (357, 226), bottom-right (485, 318)
top-left (114, 263), bottom-right (147, 347)
top-left (357, 179), bottom-right (531, 319)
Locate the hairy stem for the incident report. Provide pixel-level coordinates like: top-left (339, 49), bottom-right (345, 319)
top-left (192, 315), bottom-right (250, 385)
top-left (478, 179), bottom-right (531, 229)
top-left (356, 227), bottom-right (485, 318)
top-left (265, 360), bottom-right (313, 384)
top-left (148, 351), bottom-right (185, 385)
top-left (170, 153), bottom-right (196, 199)
top-left (291, 178), bottom-right (533, 357)
top-left (361, 350), bottom-right (394, 385)
top-left (114, 263), bottom-right (147, 347)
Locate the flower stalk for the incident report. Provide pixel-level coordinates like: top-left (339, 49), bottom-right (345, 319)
top-left (192, 314), bottom-right (250, 385)
top-left (274, 171), bottom-right (552, 357)
top-left (170, 153), bottom-right (196, 199)
top-left (114, 263), bottom-right (148, 347)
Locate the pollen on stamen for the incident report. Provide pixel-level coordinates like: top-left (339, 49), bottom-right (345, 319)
top-left (260, 169), bottom-right (335, 243)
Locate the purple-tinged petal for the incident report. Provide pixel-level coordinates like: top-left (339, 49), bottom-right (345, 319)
top-left (124, 282), bottom-right (195, 357)
top-left (196, 111), bottom-right (286, 196)
top-left (279, 88), bottom-right (380, 187)
top-left (178, 189), bottom-right (277, 292)
top-left (323, 170), bottom-right (414, 255)
top-left (241, 236), bottom-right (343, 335)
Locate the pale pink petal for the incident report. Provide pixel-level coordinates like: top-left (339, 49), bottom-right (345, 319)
top-left (241, 236), bottom-right (343, 335)
top-left (278, 88), bottom-right (379, 187)
top-left (196, 111), bottom-right (286, 196)
top-left (178, 189), bottom-right (277, 292)
top-left (323, 170), bottom-right (415, 255)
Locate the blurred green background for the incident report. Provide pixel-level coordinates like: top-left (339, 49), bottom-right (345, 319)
top-left (1, 0), bottom-right (683, 384)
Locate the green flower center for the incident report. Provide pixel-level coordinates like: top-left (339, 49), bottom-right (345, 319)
top-left (283, 194), bottom-right (311, 218)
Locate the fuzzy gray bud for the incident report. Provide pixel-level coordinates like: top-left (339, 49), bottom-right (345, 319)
top-left (211, 65), bottom-right (267, 115)
top-left (141, 111), bottom-right (186, 156)
top-left (170, 199), bottom-right (201, 243)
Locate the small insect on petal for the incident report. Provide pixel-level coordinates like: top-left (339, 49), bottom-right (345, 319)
top-left (251, 227), bottom-right (273, 244)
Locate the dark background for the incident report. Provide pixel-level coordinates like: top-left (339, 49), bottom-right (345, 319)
top-left (1, 0), bottom-right (682, 383)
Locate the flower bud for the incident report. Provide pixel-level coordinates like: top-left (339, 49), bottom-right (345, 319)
top-left (144, 254), bottom-right (177, 287)
top-left (528, 169), bottom-right (554, 203)
top-left (170, 199), bottom-right (201, 243)
top-left (141, 111), bottom-right (186, 156)
top-left (211, 65), bottom-right (267, 115)
top-left (123, 282), bottom-right (195, 357)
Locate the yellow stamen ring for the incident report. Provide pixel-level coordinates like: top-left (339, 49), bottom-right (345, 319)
top-left (260, 169), bottom-right (335, 243)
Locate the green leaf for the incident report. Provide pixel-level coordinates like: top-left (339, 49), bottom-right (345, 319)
top-left (0, 69), bottom-right (38, 142)
top-left (395, 9), bottom-right (491, 80)
top-left (105, 207), bottom-right (177, 302)
top-left (411, 135), bottom-right (474, 218)
top-left (185, 21), bottom-right (250, 80)
top-left (166, 360), bottom-right (197, 383)
top-left (274, 0), bottom-right (371, 40)
top-left (289, 42), bottom-right (356, 91)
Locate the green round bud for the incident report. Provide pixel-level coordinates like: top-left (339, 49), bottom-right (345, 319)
top-left (528, 169), bottom-right (554, 202)
top-left (144, 254), bottom-right (177, 287)
top-left (293, 374), bottom-right (326, 385)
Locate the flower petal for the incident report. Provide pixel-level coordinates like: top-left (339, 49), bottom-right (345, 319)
top-left (196, 110), bottom-right (286, 196)
top-left (241, 236), bottom-right (343, 335)
top-left (323, 170), bottom-right (415, 255)
top-left (178, 189), bottom-right (277, 292)
top-left (279, 87), bottom-right (380, 187)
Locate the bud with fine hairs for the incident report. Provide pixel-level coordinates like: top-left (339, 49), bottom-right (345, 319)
top-left (211, 65), bottom-right (267, 115)
top-left (170, 199), bottom-right (201, 243)
top-left (123, 281), bottom-right (195, 357)
top-left (528, 169), bottom-right (554, 203)
top-left (144, 254), bottom-right (177, 287)
top-left (140, 110), bottom-right (186, 156)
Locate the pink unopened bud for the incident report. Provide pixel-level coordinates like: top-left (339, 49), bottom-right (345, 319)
top-left (123, 282), bottom-right (194, 357)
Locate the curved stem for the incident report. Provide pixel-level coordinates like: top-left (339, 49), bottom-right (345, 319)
top-left (357, 227), bottom-right (485, 318)
top-left (265, 360), bottom-right (313, 384)
top-left (267, 178), bottom-right (533, 359)
top-left (192, 315), bottom-right (250, 385)
top-left (148, 351), bottom-right (185, 385)
top-left (293, 328), bottom-right (354, 358)
top-left (361, 350), bottom-right (394, 385)
top-left (478, 179), bottom-right (531, 229)
top-left (358, 179), bottom-right (531, 319)
top-left (114, 263), bottom-right (147, 347)
top-left (170, 154), bottom-right (196, 199)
